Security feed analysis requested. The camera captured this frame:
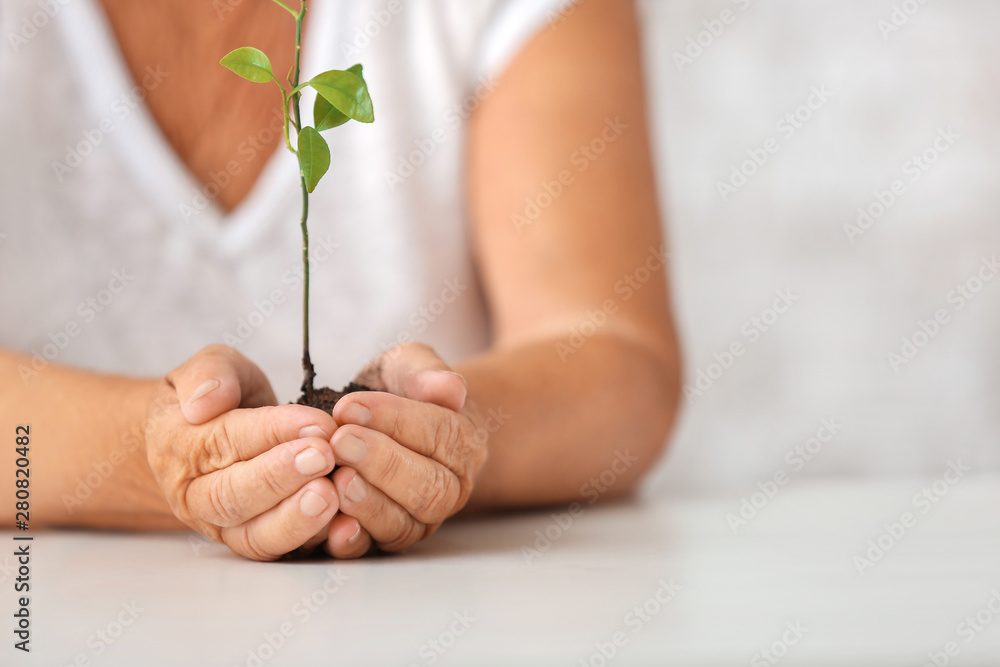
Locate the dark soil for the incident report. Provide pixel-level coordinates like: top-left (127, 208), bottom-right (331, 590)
top-left (296, 382), bottom-right (372, 414)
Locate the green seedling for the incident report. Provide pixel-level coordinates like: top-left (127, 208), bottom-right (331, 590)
top-left (220, 0), bottom-right (374, 404)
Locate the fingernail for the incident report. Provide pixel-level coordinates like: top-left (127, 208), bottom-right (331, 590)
top-left (347, 521), bottom-right (362, 544)
top-left (336, 434), bottom-right (368, 465)
top-left (299, 425), bottom-right (330, 440)
top-left (188, 379), bottom-right (220, 405)
top-left (439, 370), bottom-right (467, 387)
top-left (439, 370), bottom-right (468, 409)
top-left (341, 402), bottom-right (371, 427)
top-left (294, 448), bottom-right (328, 476)
top-left (345, 475), bottom-right (368, 504)
top-left (300, 491), bottom-right (330, 517)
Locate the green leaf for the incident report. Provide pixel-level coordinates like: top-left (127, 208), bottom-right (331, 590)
top-left (308, 66), bottom-right (374, 124)
top-left (314, 64), bottom-right (366, 131)
top-left (220, 47), bottom-right (274, 83)
top-left (297, 126), bottom-right (330, 193)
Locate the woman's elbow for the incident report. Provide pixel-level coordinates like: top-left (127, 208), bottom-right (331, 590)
top-left (594, 334), bottom-right (682, 500)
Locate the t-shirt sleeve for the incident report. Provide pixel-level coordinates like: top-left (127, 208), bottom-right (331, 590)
top-left (473, 0), bottom-right (577, 83)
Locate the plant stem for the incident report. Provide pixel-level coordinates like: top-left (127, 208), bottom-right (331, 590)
top-left (290, 1), bottom-right (315, 396)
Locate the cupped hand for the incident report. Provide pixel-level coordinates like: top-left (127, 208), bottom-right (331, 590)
top-left (144, 345), bottom-right (341, 561)
top-left (322, 343), bottom-right (488, 558)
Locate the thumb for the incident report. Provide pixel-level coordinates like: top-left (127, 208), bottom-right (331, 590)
top-left (354, 343), bottom-right (467, 412)
top-left (167, 345), bottom-right (277, 425)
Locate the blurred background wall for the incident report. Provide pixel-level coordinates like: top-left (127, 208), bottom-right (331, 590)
top-left (637, 0), bottom-right (1000, 494)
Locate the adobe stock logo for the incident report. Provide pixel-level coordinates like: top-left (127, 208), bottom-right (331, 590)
top-left (578, 579), bottom-right (681, 667)
top-left (877, 0), bottom-right (933, 40)
top-left (406, 611), bottom-right (476, 667)
top-left (7, 0), bottom-right (70, 53)
top-left (684, 289), bottom-right (799, 403)
top-left (726, 417), bottom-right (843, 533)
top-left (844, 126), bottom-right (960, 244)
top-left (921, 589), bottom-right (1000, 667)
top-left (51, 66), bottom-right (172, 182)
top-left (750, 621), bottom-right (808, 667)
top-left (716, 85), bottom-right (833, 202)
top-left (555, 246), bottom-right (669, 363)
top-left (672, 0), bottom-right (753, 73)
top-left (18, 268), bottom-right (136, 384)
top-left (886, 255), bottom-right (997, 373)
top-left (852, 460), bottom-right (970, 575)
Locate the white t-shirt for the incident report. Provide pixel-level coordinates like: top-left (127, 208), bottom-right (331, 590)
top-left (0, 0), bottom-right (566, 400)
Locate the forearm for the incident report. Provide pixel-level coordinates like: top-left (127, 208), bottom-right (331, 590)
top-left (459, 333), bottom-right (680, 511)
top-left (0, 349), bottom-right (181, 529)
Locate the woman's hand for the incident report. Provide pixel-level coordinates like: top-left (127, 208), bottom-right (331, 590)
top-left (144, 345), bottom-right (341, 561)
top-left (322, 343), bottom-right (488, 558)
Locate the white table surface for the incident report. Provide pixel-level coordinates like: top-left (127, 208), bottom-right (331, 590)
top-left (2, 476), bottom-right (998, 667)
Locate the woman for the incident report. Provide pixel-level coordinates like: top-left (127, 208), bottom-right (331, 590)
top-left (0, 0), bottom-right (679, 559)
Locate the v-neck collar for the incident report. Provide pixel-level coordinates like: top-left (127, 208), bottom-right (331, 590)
top-left (57, 0), bottom-right (332, 257)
